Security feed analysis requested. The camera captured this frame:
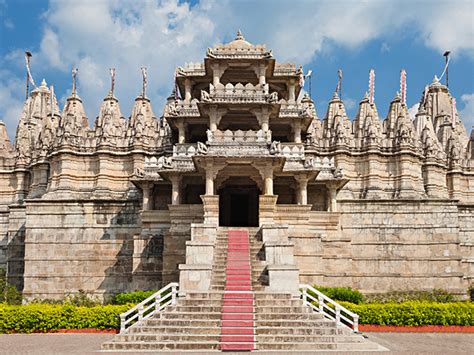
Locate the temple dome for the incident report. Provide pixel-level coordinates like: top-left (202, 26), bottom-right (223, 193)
top-left (226, 30), bottom-right (253, 49)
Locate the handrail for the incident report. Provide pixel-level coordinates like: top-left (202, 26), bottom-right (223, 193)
top-left (119, 282), bottom-right (179, 333)
top-left (300, 284), bottom-right (359, 332)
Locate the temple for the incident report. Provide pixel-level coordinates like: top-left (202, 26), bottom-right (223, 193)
top-left (0, 31), bottom-right (473, 302)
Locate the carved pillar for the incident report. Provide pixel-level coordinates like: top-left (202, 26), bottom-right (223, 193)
top-left (288, 79), bottom-right (296, 103)
top-left (255, 107), bottom-right (270, 132)
top-left (211, 63), bottom-right (224, 87)
top-left (293, 120), bottom-right (302, 143)
top-left (176, 119), bottom-right (186, 144)
top-left (295, 175), bottom-right (308, 205)
top-left (327, 184), bottom-right (337, 212)
top-left (141, 182), bottom-right (154, 210)
top-left (170, 175), bottom-right (181, 205)
top-left (208, 105), bottom-right (225, 132)
top-left (254, 63), bottom-right (267, 86)
top-left (184, 79), bottom-right (192, 103)
top-left (205, 165), bottom-right (219, 195)
top-left (262, 166), bottom-right (273, 195)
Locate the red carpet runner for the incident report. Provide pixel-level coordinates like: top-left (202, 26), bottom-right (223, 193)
top-left (220, 230), bottom-right (255, 351)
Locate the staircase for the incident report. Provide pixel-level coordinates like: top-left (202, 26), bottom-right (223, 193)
top-left (102, 227), bottom-right (383, 352)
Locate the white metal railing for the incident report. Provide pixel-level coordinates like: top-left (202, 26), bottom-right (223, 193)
top-left (119, 282), bottom-right (179, 333)
top-left (300, 284), bottom-right (359, 332)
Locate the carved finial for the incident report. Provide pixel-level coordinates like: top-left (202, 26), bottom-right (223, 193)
top-left (109, 68), bottom-right (116, 96)
top-left (40, 78), bottom-right (47, 88)
top-left (141, 67), bottom-right (147, 98)
top-left (235, 30), bottom-right (244, 40)
top-left (433, 75), bottom-right (440, 84)
top-left (71, 67), bottom-right (78, 97)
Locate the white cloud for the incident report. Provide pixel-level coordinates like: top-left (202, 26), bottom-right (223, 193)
top-left (0, 69), bottom-right (24, 137)
top-left (459, 93), bottom-right (474, 131)
top-left (408, 103), bottom-right (420, 120)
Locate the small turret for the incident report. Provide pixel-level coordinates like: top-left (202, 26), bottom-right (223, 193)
top-left (94, 92), bottom-right (127, 148)
top-left (128, 95), bottom-right (160, 148)
top-left (353, 92), bottom-right (382, 147)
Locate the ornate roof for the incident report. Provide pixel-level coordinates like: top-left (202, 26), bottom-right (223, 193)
top-left (206, 30), bottom-right (272, 59)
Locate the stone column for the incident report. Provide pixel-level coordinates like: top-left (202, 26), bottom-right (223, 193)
top-left (254, 63), bottom-right (267, 86)
top-left (184, 79), bottom-right (192, 103)
top-left (327, 185), bottom-right (337, 212)
top-left (176, 119), bottom-right (186, 144)
top-left (211, 63), bottom-right (222, 87)
top-left (205, 168), bottom-right (215, 195)
top-left (295, 175), bottom-right (308, 205)
top-left (256, 108), bottom-right (270, 132)
top-left (170, 175), bottom-right (181, 205)
top-left (293, 120), bottom-right (302, 143)
top-left (262, 166), bottom-right (273, 195)
top-left (208, 105), bottom-right (223, 132)
top-left (288, 79), bottom-right (296, 103)
top-left (141, 182), bottom-right (154, 210)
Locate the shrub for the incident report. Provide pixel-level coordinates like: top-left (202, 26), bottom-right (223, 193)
top-left (340, 301), bottom-right (474, 326)
top-left (364, 289), bottom-right (456, 303)
top-left (311, 286), bottom-right (364, 304)
top-left (0, 304), bottom-right (130, 333)
top-left (0, 277), bottom-right (22, 305)
top-left (111, 290), bottom-right (157, 305)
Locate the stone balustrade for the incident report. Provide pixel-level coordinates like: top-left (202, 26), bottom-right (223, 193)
top-left (201, 83), bottom-right (278, 104)
top-left (279, 143), bottom-right (305, 159)
top-left (176, 62), bottom-right (206, 76)
top-left (208, 129), bottom-right (271, 144)
top-left (279, 100), bottom-right (315, 118)
top-left (273, 63), bottom-right (298, 76)
top-left (163, 100), bottom-right (200, 118)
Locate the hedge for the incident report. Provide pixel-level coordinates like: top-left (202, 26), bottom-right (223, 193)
top-left (0, 304), bottom-right (130, 333)
top-left (112, 290), bottom-right (157, 305)
top-left (312, 286), bottom-right (364, 304)
top-left (340, 301), bottom-right (474, 326)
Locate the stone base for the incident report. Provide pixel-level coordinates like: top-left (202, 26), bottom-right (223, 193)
top-left (178, 264), bottom-right (212, 295)
top-left (266, 264), bottom-right (300, 296)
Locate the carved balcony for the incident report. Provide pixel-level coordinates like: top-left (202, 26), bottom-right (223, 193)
top-left (273, 63), bottom-right (298, 77)
top-left (163, 100), bottom-right (200, 118)
top-left (208, 129), bottom-right (271, 145)
top-left (201, 83), bottom-right (278, 104)
top-left (176, 62), bottom-right (206, 77)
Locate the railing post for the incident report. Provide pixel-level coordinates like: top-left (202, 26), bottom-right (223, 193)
top-left (138, 305), bottom-right (144, 322)
top-left (171, 285), bottom-right (177, 305)
top-left (318, 295), bottom-right (324, 313)
top-left (354, 315), bottom-right (359, 333)
top-left (301, 286), bottom-right (307, 306)
top-left (120, 314), bottom-right (126, 333)
top-left (155, 291), bottom-right (161, 311)
top-left (335, 305), bottom-right (341, 325)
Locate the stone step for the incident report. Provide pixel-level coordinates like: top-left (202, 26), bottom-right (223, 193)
top-left (134, 320), bottom-right (220, 329)
top-left (156, 312), bottom-right (222, 320)
top-left (255, 313), bottom-right (326, 321)
top-left (129, 326), bottom-right (221, 335)
top-left (113, 334), bottom-right (222, 342)
top-left (102, 341), bottom-right (220, 351)
top-left (256, 341), bottom-right (381, 351)
top-left (256, 326), bottom-right (340, 335)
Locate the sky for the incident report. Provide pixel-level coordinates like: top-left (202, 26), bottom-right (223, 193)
top-left (0, 0), bottom-right (473, 141)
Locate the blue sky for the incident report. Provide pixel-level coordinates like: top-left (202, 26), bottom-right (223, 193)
top-left (0, 0), bottom-right (473, 140)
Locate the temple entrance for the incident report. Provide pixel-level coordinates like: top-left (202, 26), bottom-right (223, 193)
top-left (218, 177), bottom-right (259, 227)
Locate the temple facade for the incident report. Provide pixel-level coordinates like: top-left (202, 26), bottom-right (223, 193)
top-left (0, 32), bottom-right (473, 300)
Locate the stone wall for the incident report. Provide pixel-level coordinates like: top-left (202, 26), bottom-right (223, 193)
top-left (21, 200), bottom-right (143, 300)
top-left (272, 200), bottom-right (471, 298)
top-left (336, 200), bottom-right (467, 297)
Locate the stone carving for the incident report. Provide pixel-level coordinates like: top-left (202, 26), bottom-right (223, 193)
top-left (270, 141), bottom-right (281, 155)
top-left (197, 142), bottom-right (208, 154)
top-left (157, 156), bottom-right (174, 169)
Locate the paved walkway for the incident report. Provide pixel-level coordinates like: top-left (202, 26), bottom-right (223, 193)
top-left (0, 332), bottom-right (473, 354)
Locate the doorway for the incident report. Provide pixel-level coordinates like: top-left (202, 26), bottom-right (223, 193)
top-left (219, 179), bottom-right (259, 227)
